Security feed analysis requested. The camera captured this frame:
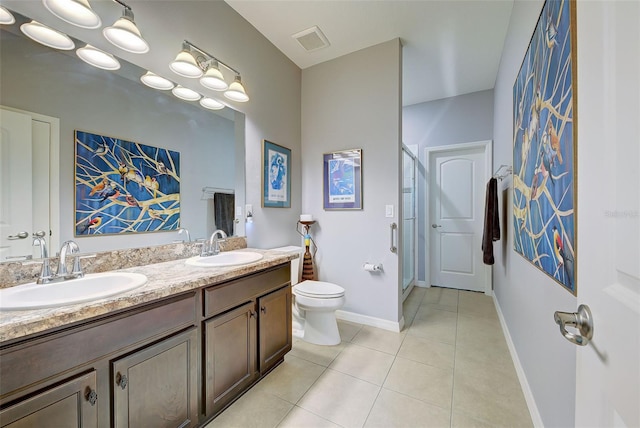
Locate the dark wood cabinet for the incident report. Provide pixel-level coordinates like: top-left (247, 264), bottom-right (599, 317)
top-left (112, 328), bottom-right (198, 428)
top-left (258, 285), bottom-right (292, 373)
top-left (202, 264), bottom-right (292, 420)
top-left (0, 371), bottom-right (98, 428)
top-left (204, 302), bottom-right (257, 415)
top-left (0, 262), bottom-right (292, 427)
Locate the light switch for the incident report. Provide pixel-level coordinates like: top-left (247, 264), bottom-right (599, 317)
top-left (385, 205), bottom-right (394, 218)
top-left (235, 206), bottom-right (243, 216)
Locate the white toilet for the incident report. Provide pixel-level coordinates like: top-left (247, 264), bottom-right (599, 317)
top-left (272, 246), bottom-right (346, 346)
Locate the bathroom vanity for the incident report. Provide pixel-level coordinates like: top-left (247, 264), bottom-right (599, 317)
top-left (0, 249), bottom-right (294, 427)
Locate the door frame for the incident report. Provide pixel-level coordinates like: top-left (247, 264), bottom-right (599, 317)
top-left (1, 106), bottom-right (60, 252)
top-left (401, 144), bottom-right (418, 302)
top-left (424, 140), bottom-right (493, 295)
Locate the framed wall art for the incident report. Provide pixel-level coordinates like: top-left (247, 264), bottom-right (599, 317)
top-left (323, 149), bottom-right (362, 210)
top-left (262, 140), bottom-right (291, 208)
top-left (75, 130), bottom-right (181, 236)
top-left (512, 0), bottom-right (577, 294)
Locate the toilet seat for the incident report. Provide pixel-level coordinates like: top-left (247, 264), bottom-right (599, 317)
top-left (293, 280), bottom-right (344, 299)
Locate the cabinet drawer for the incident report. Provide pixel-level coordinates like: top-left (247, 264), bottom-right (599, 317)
top-left (203, 264), bottom-right (290, 318)
top-left (1, 293), bottom-right (196, 399)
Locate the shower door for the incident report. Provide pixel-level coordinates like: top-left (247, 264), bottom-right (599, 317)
top-left (402, 146), bottom-right (416, 299)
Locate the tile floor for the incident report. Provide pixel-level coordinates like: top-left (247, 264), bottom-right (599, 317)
top-left (207, 287), bottom-right (533, 428)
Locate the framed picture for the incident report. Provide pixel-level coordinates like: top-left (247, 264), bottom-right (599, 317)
top-left (323, 149), bottom-right (362, 210)
top-left (512, 0), bottom-right (577, 295)
top-left (75, 130), bottom-right (180, 236)
top-left (262, 140), bottom-right (291, 208)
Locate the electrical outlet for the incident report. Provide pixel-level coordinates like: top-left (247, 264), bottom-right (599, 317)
top-left (385, 205), bottom-right (394, 218)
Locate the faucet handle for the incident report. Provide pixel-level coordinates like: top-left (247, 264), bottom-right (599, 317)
top-left (71, 255), bottom-right (84, 278)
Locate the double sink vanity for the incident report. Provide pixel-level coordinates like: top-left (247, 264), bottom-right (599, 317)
top-left (0, 240), bottom-right (296, 427)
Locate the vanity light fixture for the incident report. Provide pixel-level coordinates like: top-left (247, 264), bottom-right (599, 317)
top-left (170, 40), bottom-right (249, 102)
top-left (0, 6), bottom-right (16, 25)
top-left (20, 20), bottom-right (75, 50)
top-left (224, 75), bottom-right (249, 103)
top-left (103, 0), bottom-right (149, 54)
top-left (42, 0), bottom-right (101, 29)
top-left (77, 44), bottom-right (120, 70)
top-left (172, 85), bottom-right (201, 102)
top-left (169, 42), bottom-right (203, 78)
top-left (140, 71), bottom-right (174, 90)
top-left (199, 97), bottom-right (225, 111)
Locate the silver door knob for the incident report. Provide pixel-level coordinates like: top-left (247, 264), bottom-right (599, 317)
top-left (554, 304), bottom-right (593, 346)
top-left (8, 231), bottom-right (29, 240)
top-left (431, 224), bottom-right (442, 229)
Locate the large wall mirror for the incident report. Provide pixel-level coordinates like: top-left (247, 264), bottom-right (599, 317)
top-left (0, 8), bottom-right (246, 261)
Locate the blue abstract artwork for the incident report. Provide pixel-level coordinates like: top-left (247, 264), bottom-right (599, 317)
top-left (75, 131), bottom-right (180, 236)
top-left (513, 0), bottom-right (577, 294)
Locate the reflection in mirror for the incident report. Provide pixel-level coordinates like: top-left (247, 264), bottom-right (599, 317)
top-left (0, 9), bottom-right (245, 262)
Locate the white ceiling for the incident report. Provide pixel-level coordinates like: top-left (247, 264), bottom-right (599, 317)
top-left (225, 0), bottom-right (514, 106)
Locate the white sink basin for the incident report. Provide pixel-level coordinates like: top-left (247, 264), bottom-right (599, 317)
top-left (0, 272), bottom-right (148, 311)
top-left (185, 251), bottom-right (263, 267)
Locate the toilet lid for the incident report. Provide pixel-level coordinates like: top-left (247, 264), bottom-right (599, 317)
top-left (293, 280), bottom-right (345, 298)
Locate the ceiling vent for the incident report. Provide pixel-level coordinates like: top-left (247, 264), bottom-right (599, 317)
top-left (292, 25), bottom-right (330, 52)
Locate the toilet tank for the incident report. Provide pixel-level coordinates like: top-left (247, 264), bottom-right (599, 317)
top-left (270, 246), bottom-right (303, 285)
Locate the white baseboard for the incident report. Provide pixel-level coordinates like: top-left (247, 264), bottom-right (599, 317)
top-left (335, 310), bottom-right (402, 333)
top-left (493, 296), bottom-right (544, 428)
top-left (416, 280), bottom-right (428, 287)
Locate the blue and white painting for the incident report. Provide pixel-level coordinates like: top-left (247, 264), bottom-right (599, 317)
top-left (323, 149), bottom-right (362, 210)
top-left (262, 140), bottom-right (291, 208)
top-left (75, 131), bottom-right (180, 236)
top-left (513, 0), bottom-right (576, 294)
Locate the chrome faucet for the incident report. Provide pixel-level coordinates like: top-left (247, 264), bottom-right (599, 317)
top-left (178, 227), bottom-right (191, 242)
top-left (32, 236), bottom-right (48, 259)
top-left (57, 240), bottom-right (83, 279)
top-left (202, 229), bottom-right (227, 256)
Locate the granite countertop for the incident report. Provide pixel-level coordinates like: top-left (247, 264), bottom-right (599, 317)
top-left (0, 249), bottom-right (297, 343)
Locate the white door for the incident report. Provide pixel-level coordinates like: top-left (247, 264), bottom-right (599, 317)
top-left (0, 107), bottom-right (55, 261)
top-left (570, 1), bottom-right (640, 426)
top-left (427, 141), bottom-right (491, 293)
top-left (0, 108), bottom-right (33, 260)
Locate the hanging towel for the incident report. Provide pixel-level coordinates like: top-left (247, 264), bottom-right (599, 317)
top-left (482, 177), bottom-right (500, 265)
top-left (214, 192), bottom-right (235, 237)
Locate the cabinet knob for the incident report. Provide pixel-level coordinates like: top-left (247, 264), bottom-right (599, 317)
top-left (85, 388), bottom-right (98, 406)
top-left (116, 372), bottom-right (128, 390)
top-left (249, 311), bottom-right (257, 318)
top-left (260, 306), bottom-right (267, 314)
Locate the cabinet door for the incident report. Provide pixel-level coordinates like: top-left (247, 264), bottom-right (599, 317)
top-left (112, 327), bottom-right (198, 428)
top-left (0, 371), bottom-right (98, 428)
top-left (204, 301), bottom-right (257, 415)
top-left (258, 285), bottom-right (292, 372)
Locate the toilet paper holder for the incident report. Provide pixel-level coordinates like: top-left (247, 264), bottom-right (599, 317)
top-left (363, 262), bottom-right (383, 272)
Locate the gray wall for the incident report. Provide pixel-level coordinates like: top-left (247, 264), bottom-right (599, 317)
top-left (1, 32), bottom-right (235, 253)
top-left (492, 1), bottom-right (576, 426)
top-left (403, 90), bottom-right (494, 282)
top-left (301, 39), bottom-right (403, 326)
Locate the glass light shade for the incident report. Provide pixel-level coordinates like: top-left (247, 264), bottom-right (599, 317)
top-left (76, 45), bottom-right (120, 70)
top-left (224, 76), bottom-right (249, 102)
top-left (42, 0), bottom-right (101, 29)
top-left (0, 6), bottom-right (16, 25)
top-left (200, 63), bottom-right (228, 91)
top-left (172, 85), bottom-right (201, 101)
top-left (200, 97), bottom-right (224, 110)
top-left (20, 20), bottom-right (75, 50)
top-left (170, 50), bottom-right (202, 78)
top-left (140, 71), bottom-right (174, 90)
top-left (103, 9), bottom-right (149, 54)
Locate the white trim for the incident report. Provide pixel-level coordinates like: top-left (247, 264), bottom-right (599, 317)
top-left (494, 295), bottom-right (544, 428)
top-left (424, 140), bottom-right (493, 295)
top-left (336, 309), bottom-right (403, 333)
top-left (415, 280), bottom-right (428, 287)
